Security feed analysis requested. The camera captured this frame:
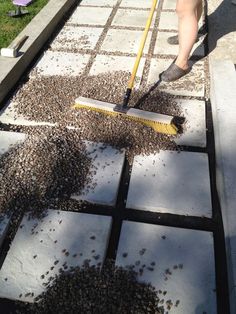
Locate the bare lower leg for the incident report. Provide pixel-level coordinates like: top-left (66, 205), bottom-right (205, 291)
top-left (175, 0), bottom-right (202, 70)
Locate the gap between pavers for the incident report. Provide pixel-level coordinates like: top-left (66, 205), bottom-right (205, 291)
top-left (148, 58), bottom-right (205, 97)
top-left (67, 7), bottom-right (113, 25)
top-left (126, 150), bottom-right (212, 218)
top-left (116, 221), bottom-right (217, 314)
top-left (50, 26), bottom-right (104, 51)
top-left (101, 29), bottom-right (152, 54)
top-left (71, 141), bottom-right (125, 207)
top-left (112, 8), bottom-right (156, 28)
top-left (154, 31), bottom-right (205, 58)
top-left (0, 209), bottom-right (112, 302)
top-left (33, 51), bottom-right (91, 77)
top-left (0, 131), bottom-right (27, 249)
top-left (174, 99), bottom-right (206, 148)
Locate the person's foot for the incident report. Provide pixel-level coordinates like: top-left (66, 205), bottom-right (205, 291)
top-left (161, 60), bottom-right (191, 82)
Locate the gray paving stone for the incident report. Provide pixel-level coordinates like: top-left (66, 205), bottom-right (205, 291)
top-left (80, 0), bottom-right (118, 6)
top-left (0, 131), bottom-right (26, 155)
top-left (116, 221), bottom-right (216, 314)
top-left (101, 29), bottom-right (152, 54)
top-left (67, 7), bottom-right (112, 25)
top-left (159, 11), bottom-right (178, 30)
top-left (162, 0), bottom-right (176, 10)
top-left (126, 150), bottom-right (212, 217)
top-left (34, 51), bottom-right (90, 77)
top-left (120, 0), bottom-right (153, 8)
top-left (112, 8), bottom-right (156, 28)
top-left (71, 141), bottom-right (125, 207)
top-left (0, 100), bottom-right (56, 126)
top-left (174, 99), bottom-right (206, 148)
top-left (89, 54), bottom-right (145, 87)
top-left (154, 31), bottom-right (205, 58)
top-left (50, 26), bottom-right (103, 51)
top-left (148, 58), bottom-right (205, 97)
top-left (0, 210), bottom-right (112, 302)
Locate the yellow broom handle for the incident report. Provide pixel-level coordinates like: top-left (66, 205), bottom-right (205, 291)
top-left (128, 0), bottom-right (158, 90)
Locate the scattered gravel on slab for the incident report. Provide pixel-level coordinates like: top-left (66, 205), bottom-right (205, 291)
top-left (0, 126), bottom-right (92, 218)
top-left (16, 262), bottom-right (163, 314)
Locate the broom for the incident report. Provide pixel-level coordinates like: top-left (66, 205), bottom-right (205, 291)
top-left (73, 0), bottom-right (181, 135)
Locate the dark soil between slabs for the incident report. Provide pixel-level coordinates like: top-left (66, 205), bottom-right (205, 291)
top-left (9, 71), bottom-right (181, 161)
top-left (16, 263), bottom-right (164, 314)
top-left (0, 126), bottom-right (92, 218)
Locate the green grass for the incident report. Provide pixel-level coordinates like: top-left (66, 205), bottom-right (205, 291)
top-left (0, 0), bottom-right (49, 49)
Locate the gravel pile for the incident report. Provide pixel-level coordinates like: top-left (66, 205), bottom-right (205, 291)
top-left (0, 126), bottom-right (91, 217)
top-left (10, 71), bottom-right (180, 161)
top-left (16, 263), bottom-right (162, 314)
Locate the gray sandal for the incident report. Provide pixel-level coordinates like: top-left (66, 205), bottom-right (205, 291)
top-left (161, 63), bottom-right (191, 82)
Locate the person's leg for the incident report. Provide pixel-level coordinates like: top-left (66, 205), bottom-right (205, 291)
top-left (168, 0), bottom-right (203, 45)
top-left (161, 0), bottom-right (202, 81)
top-left (175, 0), bottom-right (202, 70)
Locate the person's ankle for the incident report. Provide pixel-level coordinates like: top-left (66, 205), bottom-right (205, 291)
top-left (174, 58), bottom-right (189, 70)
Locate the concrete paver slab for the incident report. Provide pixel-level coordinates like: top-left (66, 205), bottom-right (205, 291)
top-left (120, 0), bottom-right (153, 9)
top-left (148, 58), bottom-right (205, 97)
top-left (67, 7), bottom-right (112, 25)
top-left (101, 29), bottom-right (152, 54)
top-left (159, 11), bottom-right (178, 30)
top-left (0, 101), bottom-right (56, 126)
top-left (50, 26), bottom-right (103, 51)
top-left (116, 221), bottom-right (216, 314)
top-left (162, 0), bottom-right (176, 10)
top-left (175, 99), bottom-right (206, 148)
top-left (71, 141), bottom-right (125, 207)
top-left (112, 9), bottom-right (156, 28)
top-left (34, 51), bottom-right (90, 77)
top-left (80, 0), bottom-right (118, 6)
top-left (89, 54), bottom-right (145, 87)
top-left (0, 210), bottom-right (112, 302)
top-left (126, 150), bottom-right (212, 217)
top-left (0, 131), bottom-right (26, 155)
top-left (154, 31), bottom-right (205, 58)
